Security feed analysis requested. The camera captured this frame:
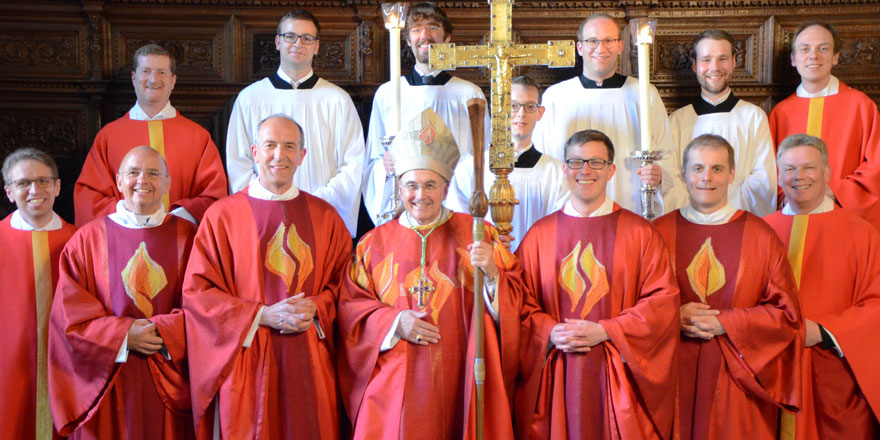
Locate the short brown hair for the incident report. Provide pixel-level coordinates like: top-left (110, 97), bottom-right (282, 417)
top-left (277, 10), bottom-right (321, 37)
top-left (511, 75), bottom-right (542, 104)
top-left (405, 2), bottom-right (453, 36)
top-left (792, 21), bottom-right (840, 54)
top-left (681, 134), bottom-right (735, 171)
top-left (2, 148), bottom-right (58, 185)
top-left (133, 44), bottom-right (176, 75)
top-left (777, 133), bottom-right (829, 167)
top-left (690, 29), bottom-right (736, 61)
top-left (564, 130), bottom-right (614, 162)
top-left (578, 13), bottom-right (619, 41)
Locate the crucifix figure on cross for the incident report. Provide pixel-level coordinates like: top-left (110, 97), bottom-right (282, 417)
top-left (409, 272), bottom-right (435, 309)
top-left (428, 0), bottom-right (575, 236)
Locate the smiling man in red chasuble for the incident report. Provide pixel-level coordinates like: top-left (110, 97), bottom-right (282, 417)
top-left (49, 146), bottom-right (197, 439)
top-left (765, 134), bottom-right (880, 439)
top-left (183, 114), bottom-right (351, 439)
top-left (514, 129), bottom-right (680, 439)
top-left (1, 148), bottom-right (77, 440)
top-left (339, 108), bottom-right (529, 439)
top-left (654, 134), bottom-right (803, 440)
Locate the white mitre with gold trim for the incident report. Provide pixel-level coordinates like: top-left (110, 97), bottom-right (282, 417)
top-left (389, 108), bottom-right (460, 182)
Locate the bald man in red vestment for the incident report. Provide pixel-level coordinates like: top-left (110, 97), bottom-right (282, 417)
top-left (183, 115), bottom-right (351, 439)
top-left (654, 134), bottom-right (802, 440)
top-left (514, 130), bottom-right (680, 439)
top-left (49, 146), bottom-right (196, 439)
top-left (769, 22), bottom-right (880, 229)
top-left (1, 149), bottom-right (77, 440)
top-left (339, 108), bottom-right (528, 439)
top-left (74, 43), bottom-right (227, 226)
top-left (765, 134), bottom-right (880, 440)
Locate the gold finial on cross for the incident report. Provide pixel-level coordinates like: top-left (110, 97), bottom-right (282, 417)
top-left (429, 0), bottom-right (575, 235)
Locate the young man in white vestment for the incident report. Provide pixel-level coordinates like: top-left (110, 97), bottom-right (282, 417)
top-left (446, 75), bottom-right (569, 251)
top-left (225, 9), bottom-right (364, 236)
top-left (668, 29), bottom-right (777, 216)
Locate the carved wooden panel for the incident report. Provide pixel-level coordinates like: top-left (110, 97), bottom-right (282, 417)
top-left (111, 25), bottom-right (226, 80)
top-left (0, 22), bottom-right (89, 78)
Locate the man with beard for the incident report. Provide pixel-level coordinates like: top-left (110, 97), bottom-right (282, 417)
top-left (226, 10), bottom-right (364, 236)
top-left (363, 1), bottom-right (489, 224)
top-left (533, 13), bottom-right (685, 215)
top-left (669, 30), bottom-right (777, 216)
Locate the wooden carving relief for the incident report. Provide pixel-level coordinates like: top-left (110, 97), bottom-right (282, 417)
top-left (0, 24), bottom-right (88, 77)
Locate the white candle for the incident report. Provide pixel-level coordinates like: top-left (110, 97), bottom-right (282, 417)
top-left (389, 26), bottom-right (402, 134)
top-left (637, 25), bottom-right (652, 151)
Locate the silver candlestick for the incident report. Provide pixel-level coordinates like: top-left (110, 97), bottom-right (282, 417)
top-left (377, 135), bottom-right (402, 221)
top-left (631, 149), bottom-right (664, 220)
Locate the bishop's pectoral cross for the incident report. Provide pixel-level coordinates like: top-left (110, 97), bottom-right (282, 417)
top-left (429, 0), bottom-right (575, 235)
top-left (409, 273), bottom-right (434, 309)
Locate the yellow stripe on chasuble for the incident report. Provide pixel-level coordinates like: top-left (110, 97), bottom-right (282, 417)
top-left (806, 98), bottom-right (824, 138)
top-left (31, 231), bottom-right (52, 439)
top-left (779, 214), bottom-right (809, 440)
top-left (147, 120), bottom-right (171, 211)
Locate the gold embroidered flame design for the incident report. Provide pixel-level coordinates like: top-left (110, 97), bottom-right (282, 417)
top-left (352, 238), bottom-right (372, 289)
top-left (265, 224), bottom-right (295, 290)
top-left (579, 243), bottom-right (609, 319)
top-left (427, 261), bottom-right (454, 323)
top-left (559, 242), bottom-right (587, 313)
top-left (686, 237), bottom-right (726, 303)
top-left (287, 223), bottom-right (313, 295)
top-left (456, 247), bottom-right (474, 289)
top-left (121, 242), bottom-right (167, 318)
top-left (374, 253), bottom-right (399, 306)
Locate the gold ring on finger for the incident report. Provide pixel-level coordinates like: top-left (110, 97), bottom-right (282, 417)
top-left (416, 334), bottom-right (423, 342)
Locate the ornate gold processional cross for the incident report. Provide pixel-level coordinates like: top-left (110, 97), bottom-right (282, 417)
top-left (429, 0), bottom-right (575, 235)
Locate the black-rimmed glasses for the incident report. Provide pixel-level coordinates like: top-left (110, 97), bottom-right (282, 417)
top-left (565, 158), bottom-right (612, 170)
top-left (278, 33), bottom-right (318, 45)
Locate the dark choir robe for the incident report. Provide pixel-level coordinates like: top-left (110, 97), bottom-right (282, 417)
top-left (0, 215), bottom-right (76, 440)
top-left (339, 212), bottom-right (528, 439)
top-left (766, 207), bottom-right (880, 439)
top-left (48, 215), bottom-right (196, 439)
top-left (768, 81), bottom-right (880, 228)
top-left (514, 205), bottom-right (680, 440)
top-left (74, 113), bottom-right (228, 225)
top-left (183, 191), bottom-right (351, 439)
top-left (654, 210), bottom-right (802, 440)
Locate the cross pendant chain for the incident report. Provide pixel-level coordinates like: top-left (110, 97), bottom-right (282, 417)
top-left (409, 272), bottom-right (435, 309)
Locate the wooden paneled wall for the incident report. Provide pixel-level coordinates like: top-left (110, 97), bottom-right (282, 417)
top-left (2, 0), bottom-right (879, 222)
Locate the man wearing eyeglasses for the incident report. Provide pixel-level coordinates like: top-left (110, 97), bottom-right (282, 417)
top-left (363, 1), bottom-right (489, 225)
top-left (515, 129), bottom-right (680, 439)
top-left (50, 146), bottom-right (197, 439)
top-left (226, 10), bottom-right (364, 237)
top-left (533, 13), bottom-right (685, 216)
top-left (446, 75), bottom-right (569, 251)
top-left (654, 134), bottom-right (801, 439)
top-left (769, 21), bottom-right (880, 230)
top-left (1, 148), bottom-right (77, 440)
top-left (669, 30), bottom-right (777, 217)
top-left (74, 43), bottom-right (228, 226)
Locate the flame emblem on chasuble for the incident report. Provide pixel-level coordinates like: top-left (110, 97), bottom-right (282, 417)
top-left (121, 242), bottom-right (167, 318)
top-left (558, 241), bottom-right (609, 319)
top-left (686, 237), bottom-right (726, 303)
top-left (264, 223), bottom-right (314, 293)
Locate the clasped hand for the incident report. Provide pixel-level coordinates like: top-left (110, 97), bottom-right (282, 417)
top-left (550, 319), bottom-right (609, 353)
top-left (127, 319), bottom-right (164, 356)
top-left (680, 302), bottom-right (725, 339)
top-left (260, 293), bottom-right (317, 334)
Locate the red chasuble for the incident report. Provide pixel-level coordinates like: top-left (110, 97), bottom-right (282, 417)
top-left (0, 215), bottom-right (76, 440)
top-left (74, 113), bottom-right (228, 225)
top-left (339, 212), bottom-right (527, 440)
top-left (183, 191), bottom-right (351, 440)
top-left (769, 82), bottom-right (880, 228)
top-left (48, 215), bottom-right (196, 440)
top-left (654, 210), bottom-right (802, 440)
top-left (765, 208), bottom-right (880, 439)
top-left (514, 206), bottom-right (680, 440)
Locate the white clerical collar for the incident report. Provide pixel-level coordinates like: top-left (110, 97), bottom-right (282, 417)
top-left (277, 67), bottom-right (314, 88)
top-left (562, 197), bottom-right (613, 218)
top-left (414, 65), bottom-right (442, 78)
top-left (701, 88), bottom-right (731, 106)
top-left (129, 101), bottom-right (176, 121)
top-left (796, 75), bottom-right (839, 98)
top-left (248, 179), bottom-right (300, 201)
top-left (397, 206), bottom-right (451, 228)
top-left (108, 200), bottom-right (167, 228)
top-left (681, 203), bottom-right (737, 225)
top-left (782, 195), bottom-right (835, 215)
top-left (10, 210), bottom-right (63, 231)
